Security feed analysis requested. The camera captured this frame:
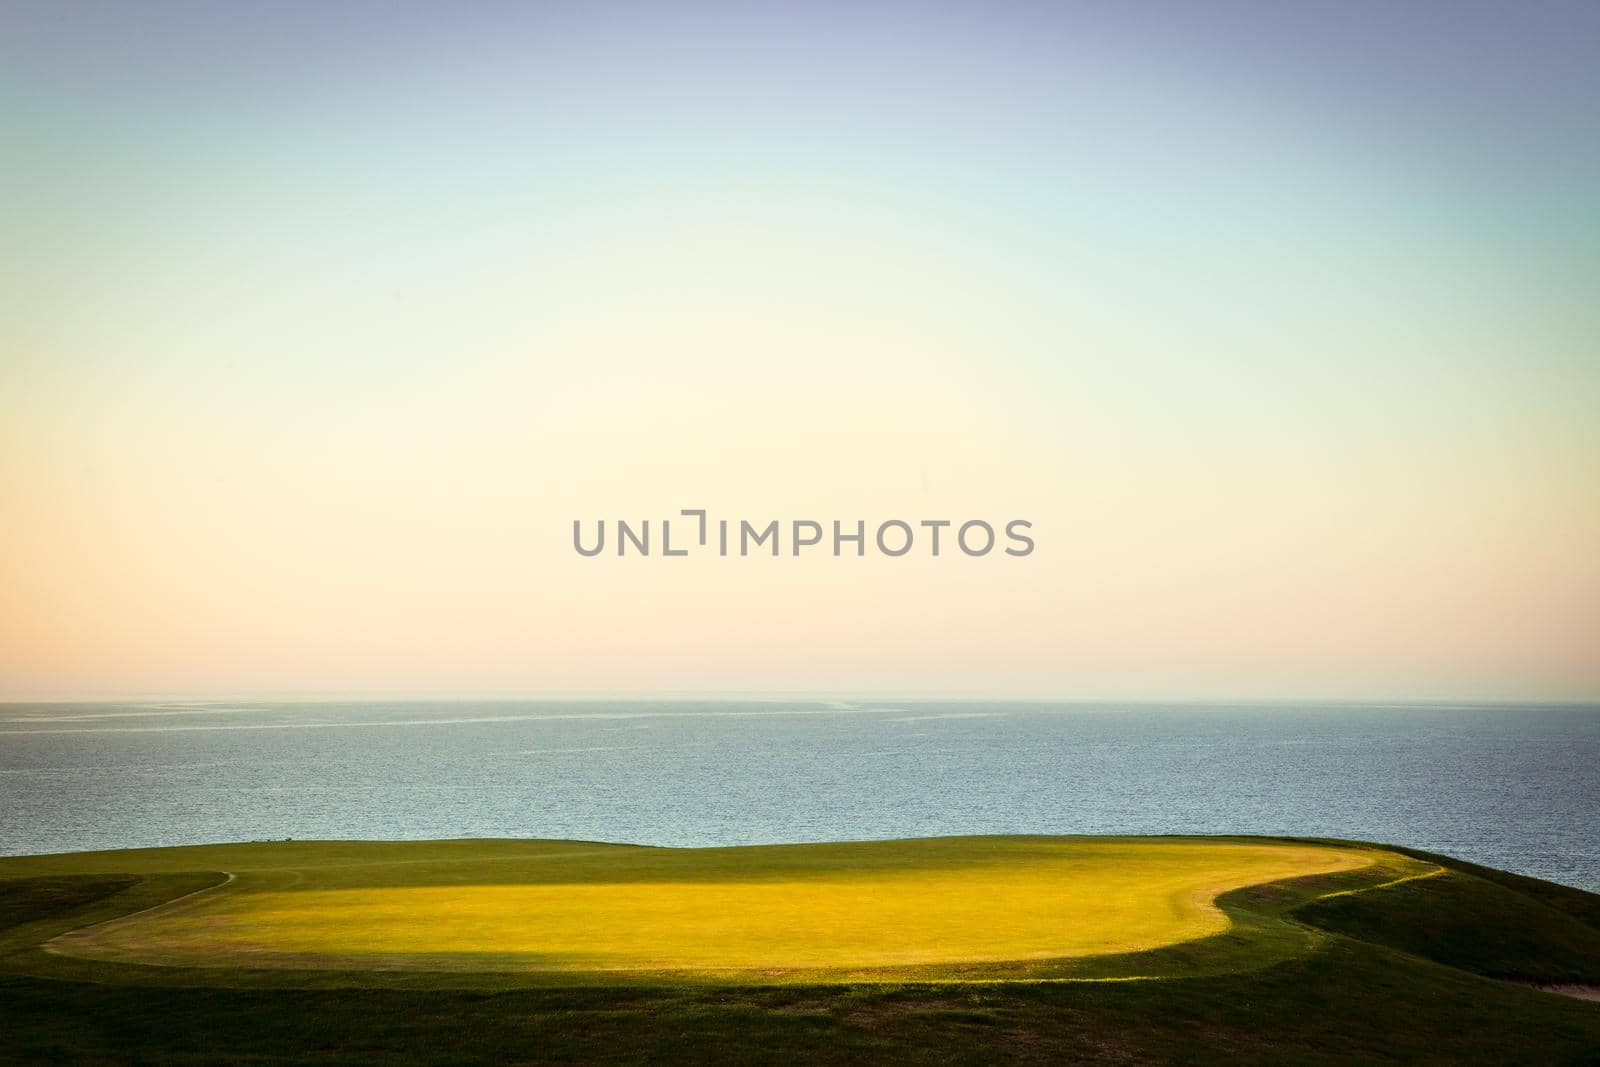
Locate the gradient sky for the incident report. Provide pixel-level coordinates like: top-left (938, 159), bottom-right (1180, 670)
top-left (2, 1), bottom-right (1597, 700)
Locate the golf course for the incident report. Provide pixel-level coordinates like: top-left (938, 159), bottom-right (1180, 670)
top-left (1, 835), bottom-right (1598, 1062)
top-left (30, 837), bottom-right (1392, 979)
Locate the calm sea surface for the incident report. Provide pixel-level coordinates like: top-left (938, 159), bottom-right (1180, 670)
top-left (2, 701), bottom-right (1596, 891)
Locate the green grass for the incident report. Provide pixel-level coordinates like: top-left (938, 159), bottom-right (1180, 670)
top-left (1298, 867), bottom-right (1600, 984)
top-left (7, 836), bottom-right (1393, 981)
top-left (0, 836), bottom-right (1595, 1064)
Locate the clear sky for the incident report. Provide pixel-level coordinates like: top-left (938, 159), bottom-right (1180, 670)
top-left (2, 1), bottom-right (1597, 701)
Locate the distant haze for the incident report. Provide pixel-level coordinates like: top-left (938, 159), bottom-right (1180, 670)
top-left (2, 2), bottom-right (1596, 701)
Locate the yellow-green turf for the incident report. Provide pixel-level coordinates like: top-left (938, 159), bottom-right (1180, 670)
top-left (0, 836), bottom-right (1439, 985)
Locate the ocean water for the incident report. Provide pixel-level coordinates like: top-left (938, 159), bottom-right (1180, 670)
top-left (2, 700), bottom-right (1596, 891)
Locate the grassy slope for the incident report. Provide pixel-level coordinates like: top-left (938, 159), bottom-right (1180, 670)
top-left (0, 838), bottom-right (1596, 1064)
top-left (1298, 867), bottom-right (1600, 984)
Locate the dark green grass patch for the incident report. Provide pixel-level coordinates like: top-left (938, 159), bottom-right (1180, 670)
top-left (1297, 868), bottom-right (1600, 984)
top-left (0, 876), bottom-right (137, 938)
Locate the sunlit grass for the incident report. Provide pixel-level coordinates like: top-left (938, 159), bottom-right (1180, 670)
top-left (36, 837), bottom-right (1379, 976)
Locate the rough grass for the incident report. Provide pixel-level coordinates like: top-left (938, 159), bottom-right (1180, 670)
top-left (1298, 868), bottom-right (1600, 984)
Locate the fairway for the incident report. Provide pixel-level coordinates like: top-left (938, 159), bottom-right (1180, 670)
top-left (16, 837), bottom-right (1402, 980)
top-left (2, 837), bottom-right (1595, 1064)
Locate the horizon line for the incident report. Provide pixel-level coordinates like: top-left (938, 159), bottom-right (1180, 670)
top-left (2, 693), bottom-right (1597, 707)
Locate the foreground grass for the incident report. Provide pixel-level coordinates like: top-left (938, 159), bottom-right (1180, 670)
top-left (0, 836), bottom-right (1595, 1064)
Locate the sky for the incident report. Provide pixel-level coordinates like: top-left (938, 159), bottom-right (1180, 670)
top-left (1, 1), bottom-right (1597, 701)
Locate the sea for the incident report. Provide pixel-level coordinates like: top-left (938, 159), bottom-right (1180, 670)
top-left (2, 700), bottom-right (1596, 891)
